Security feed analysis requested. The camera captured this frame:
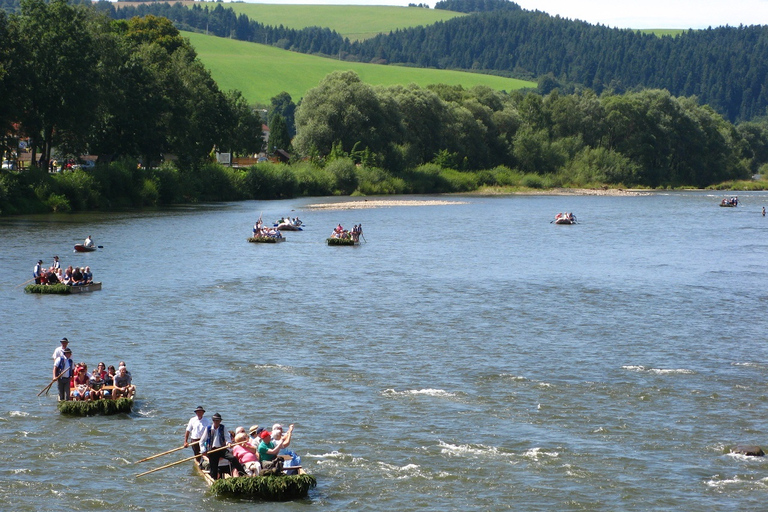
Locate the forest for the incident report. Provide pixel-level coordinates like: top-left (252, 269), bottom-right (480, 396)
top-left (1, 0), bottom-right (768, 215)
top-left (98, 0), bottom-right (768, 123)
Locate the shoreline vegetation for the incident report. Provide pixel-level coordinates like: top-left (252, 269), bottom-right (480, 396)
top-left (0, 156), bottom-right (763, 217)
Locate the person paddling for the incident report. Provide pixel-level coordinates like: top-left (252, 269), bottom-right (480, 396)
top-left (53, 347), bottom-right (74, 401)
top-left (83, 235), bottom-right (94, 248)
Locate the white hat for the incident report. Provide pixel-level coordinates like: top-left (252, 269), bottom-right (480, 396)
top-left (272, 423), bottom-right (283, 432)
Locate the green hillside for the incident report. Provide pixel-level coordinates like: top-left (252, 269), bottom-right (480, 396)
top-left (184, 31), bottom-right (534, 105)
top-left (224, 4), bottom-right (465, 41)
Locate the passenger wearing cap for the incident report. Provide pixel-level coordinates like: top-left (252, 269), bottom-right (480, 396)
top-left (185, 406), bottom-right (211, 467)
top-left (199, 413), bottom-right (246, 480)
top-left (257, 429), bottom-right (286, 464)
top-left (53, 347), bottom-right (74, 401)
top-left (52, 255), bottom-right (60, 271)
top-left (52, 337), bottom-right (69, 360)
top-left (248, 425), bottom-right (264, 448)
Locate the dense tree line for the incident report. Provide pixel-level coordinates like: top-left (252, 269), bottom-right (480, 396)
top-left (293, 71), bottom-right (766, 189)
top-left (0, 0), bottom-right (262, 170)
top-left (87, 0), bottom-right (768, 123)
top-left (350, 9), bottom-right (768, 123)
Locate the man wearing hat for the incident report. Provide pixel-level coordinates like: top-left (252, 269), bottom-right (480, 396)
top-left (33, 259), bottom-right (43, 284)
top-left (199, 413), bottom-right (246, 480)
top-left (52, 337), bottom-right (69, 360)
top-left (53, 347), bottom-right (74, 401)
top-left (52, 255), bottom-right (60, 271)
top-left (184, 406), bottom-right (211, 468)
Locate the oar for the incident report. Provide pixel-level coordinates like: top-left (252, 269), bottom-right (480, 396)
top-left (15, 278), bottom-right (36, 288)
top-left (38, 366), bottom-right (70, 396)
top-left (97, 245), bottom-right (103, 249)
top-left (362, 233), bottom-right (367, 243)
top-left (135, 442), bottom-right (198, 464)
top-left (136, 440), bottom-right (249, 478)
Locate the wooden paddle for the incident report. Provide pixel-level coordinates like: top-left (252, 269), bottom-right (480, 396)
top-left (15, 278), bottom-right (36, 288)
top-left (38, 365), bottom-right (70, 396)
top-left (136, 440), bottom-right (249, 478)
top-left (135, 442), bottom-right (198, 464)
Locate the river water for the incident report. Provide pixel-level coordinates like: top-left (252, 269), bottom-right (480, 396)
top-left (2, 191), bottom-right (768, 511)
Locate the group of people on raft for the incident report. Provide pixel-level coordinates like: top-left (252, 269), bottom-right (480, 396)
top-left (252, 218), bottom-right (283, 239)
top-left (52, 337), bottom-right (135, 402)
top-left (33, 256), bottom-right (93, 286)
top-left (184, 406), bottom-right (301, 480)
top-left (330, 223), bottom-right (363, 241)
top-left (555, 212), bottom-right (577, 222)
top-left (721, 197), bottom-right (738, 206)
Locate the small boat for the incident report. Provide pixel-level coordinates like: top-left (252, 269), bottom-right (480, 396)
top-left (719, 198), bottom-right (738, 207)
top-left (554, 213), bottom-right (576, 224)
top-left (25, 282), bottom-right (102, 294)
top-left (195, 458), bottom-right (316, 501)
top-left (248, 236), bottom-right (286, 243)
top-left (327, 237), bottom-right (359, 246)
top-left (275, 223), bottom-right (303, 231)
top-left (74, 244), bottom-right (97, 252)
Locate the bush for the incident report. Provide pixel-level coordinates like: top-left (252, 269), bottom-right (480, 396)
top-left (52, 170), bottom-right (102, 210)
top-left (244, 163), bottom-right (299, 199)
top-left (325, 157), bottom-right (358, 195)
top-left (292, 162), bottom-right (336, 197)
top-left (45, 194), bottom-right (72, 213)
top-left (355, 166), bottom-right (408, 195)
top-left (520, 173), bottom-right (545, 188)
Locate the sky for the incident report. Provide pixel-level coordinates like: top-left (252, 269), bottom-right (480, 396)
top-left (233, 0), bottom-right (768, 29)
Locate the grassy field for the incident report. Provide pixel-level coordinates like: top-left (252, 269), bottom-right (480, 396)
top-left (225, 4), bottom-right (466, 41)
top-left (185, 31), bottom-right (535, 105)
top-left (640, 29), bottom-right (686, 37)
top-left (116, 2), bottom-right (463, 41)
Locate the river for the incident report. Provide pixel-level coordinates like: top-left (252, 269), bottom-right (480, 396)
top-left (1, 191), bottom-right (768, 511)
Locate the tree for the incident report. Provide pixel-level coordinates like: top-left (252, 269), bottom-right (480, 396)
top-left (16, 0), bottom-right (100, 169)
top-left (269, 92), bottom-right (297, 137)
top-left (293, 71), bottom-right (395, 160)
top-left (268, 113), bottom-right (292, 154)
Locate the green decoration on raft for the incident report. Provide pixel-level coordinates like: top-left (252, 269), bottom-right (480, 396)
top-left (247, 236), bottom-right (282, 243)
top-left (25, 283), bottom-right (71, 294)
top-left (57, 398), bottom-right (133, 416)
top-left (210, 474), bottom-right (317, 501)
top-left (327, 237), bottom-right (357, 246)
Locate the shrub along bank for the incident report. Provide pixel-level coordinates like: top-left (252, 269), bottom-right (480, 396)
top-left (4, 156), bottom-right (768, 216)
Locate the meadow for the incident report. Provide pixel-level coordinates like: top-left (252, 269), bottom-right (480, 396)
top-left (225, 3), bottom-right (466, 41)
top-left (184, 31), bottom-right (535, 105)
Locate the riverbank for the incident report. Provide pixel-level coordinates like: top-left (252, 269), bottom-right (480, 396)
top-left (469, 186), bottom-right (652, 196)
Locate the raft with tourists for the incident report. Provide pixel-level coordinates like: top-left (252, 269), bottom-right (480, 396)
top-left (57, 390), bottom-right (134, 416)
top-left (720, 197), bottom-right (738, 207)
top-left (194, 456), bottom-right (315, 501)
top-left (25, 282), bottom-right (102, 294)
top-left (248, 235), bottom-right (285, 243)
top-left (327, 223), bottom-right (363, 245)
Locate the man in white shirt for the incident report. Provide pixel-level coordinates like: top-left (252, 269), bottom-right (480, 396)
top-left (52, 337), bottom-right (69, 360)
top-left (184, 406), bottom-right (211, 468)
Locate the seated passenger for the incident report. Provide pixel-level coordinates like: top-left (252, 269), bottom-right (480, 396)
top-left (231, 432), bottom-right (261, 476)
top-left (113, 366), bottom-right (135, 398)
top-left (83, 266), bottom-right (92, 283)
top-left (71, 366), bottom-right (92, 401)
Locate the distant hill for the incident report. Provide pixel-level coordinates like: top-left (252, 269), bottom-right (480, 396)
top-left (183, 30), bottom-right (534, 105)
top-left (101, 0), bottom-right (767, 122)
